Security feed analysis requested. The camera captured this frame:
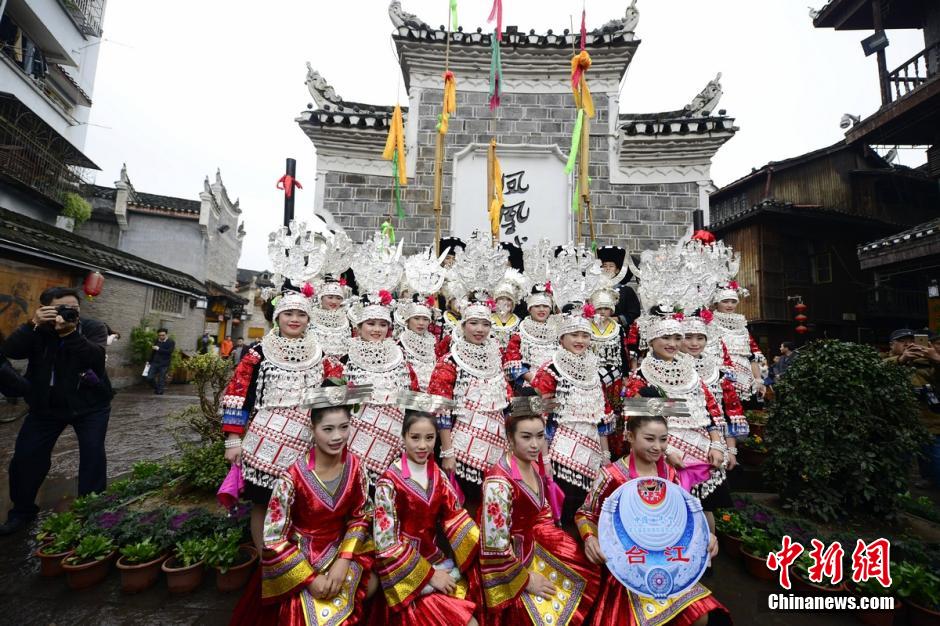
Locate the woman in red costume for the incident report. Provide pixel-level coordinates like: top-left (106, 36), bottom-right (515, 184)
top-left (235, 382), bottom-right (377, 626)
top-left (479, 392), bottom-right (601, 626)
top-left (575, 414), bottom-right (732, 626)
top-left (374, 395), bottom-right (481, 626)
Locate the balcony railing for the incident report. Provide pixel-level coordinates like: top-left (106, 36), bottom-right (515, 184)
top-left (887, 42), bottom-right (940, 103)
top-left (0, 101), bottom-right (90, 205)
top-left (861, 286), bottom-right (927, 319)
top-left (60, 0), bottom-right (104, 38)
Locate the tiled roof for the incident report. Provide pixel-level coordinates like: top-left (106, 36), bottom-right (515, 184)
top-left (619, 113), bottom-right (736, 135)
top-left (85, 184), bottom-right (201, 215)
top-left (207, 280), bottom-right (248, 305)
top-left (709, 199), bottom-right (889, 232)
top-left (858, 217), bottom-right (940, 256)
top-left (0, 206), bottom-right (205, 295)
top-left (392, 24), bottom-right (636, 49)
top-left (302, 103), bottom-right (407, 131)
top-left (236, 268), bottom-right (274, 288)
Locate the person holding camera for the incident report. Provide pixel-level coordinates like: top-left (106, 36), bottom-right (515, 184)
top-left (0, 287), bottom-right (113, 535)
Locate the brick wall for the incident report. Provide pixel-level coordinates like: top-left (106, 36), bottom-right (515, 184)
top-left (322, 90), bottom-right (697, 253)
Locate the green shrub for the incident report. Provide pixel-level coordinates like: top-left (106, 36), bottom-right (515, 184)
top-left (740, 528), bottom-right (778, 558)
top-left (203, 530), bottom-right (247, 573)
top-left (43, 520), bottom-right (83, 554)
top-left (36, 511), bottom-right (79, 543)
top-left (61, 192), bottom-right (92, 226)
top-left (896, 562), bottom-right (940, 610)
top-left (129, 322), bottom-right (158, 366)
top-left (174, 441), bottom-right (229, 493)
top-left (715, 509), bottom-right (749, 538)
top-left (764, 340), bottom-right (928, 522)
top-left (170, 353), bottom-right (231, 442)
top-left (67, 533), bottom-right (114, 564)
top-left (173, 538), bottom-right (208, 567)
top-left (120, 538), bottom-right (163, 564)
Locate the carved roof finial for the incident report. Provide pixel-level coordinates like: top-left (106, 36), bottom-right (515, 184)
top-left (305, 63), bottom-right (351, 111)
top-left (683, 73), bottom-right (723, 117)
top-left (596, 0), bottom-right (640, 36)
top-left (389, 0), bottom-right (429, 30)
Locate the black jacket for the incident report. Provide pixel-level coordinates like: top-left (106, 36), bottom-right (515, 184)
top-left (0, 319), bottom-right (113, 418)
top-left (615, 284), bottom-right (642, 329)
top-left (150, 338), bottom-right (175, 367)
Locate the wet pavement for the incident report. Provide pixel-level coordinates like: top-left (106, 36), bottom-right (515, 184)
top-left (0, 384), bottom-right (887, 625)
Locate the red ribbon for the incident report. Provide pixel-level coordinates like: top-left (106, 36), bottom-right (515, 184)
top-left (580, 8), bottom-right (587, 51)
top-left (276, 175), bottom-right (303, 198)
top-left (487, 0), bottom-right (503, 40)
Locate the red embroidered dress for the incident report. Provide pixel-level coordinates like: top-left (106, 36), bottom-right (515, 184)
top-left (708, 312), bottom-right (765, 401)
top-left (342, 337), bottom-right (419, 480)
top-left (259, 451), bottom-right (373, 625)
top-left (374, 458), bottom-right (481, 626)
top-left (221, 330), bottom-right (342, 493)
top-left (480, 455), bottom-right (601, 626)
top-left (574, 454), bottom-right (731, 626)
top-left (692, 351), bottom-right (748, 440)
top-left (429, 337), bottom-right (512, 485)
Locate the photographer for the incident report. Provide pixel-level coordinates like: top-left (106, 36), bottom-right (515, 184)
top-left (0, 286), bottom-right (113, 535)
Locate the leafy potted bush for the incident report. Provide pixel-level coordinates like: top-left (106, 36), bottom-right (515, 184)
top-left (846, 569), bottom-right (903, 626)
top-left (35, 511), bottom-right (79, 545)
top-left (897, 562), bottom-right (940, 626)
top-left (790, 552), bottom-right (845, 595)
top-left (714, 509), bottom-right (748, 559)
top-left (738, 434), bottom-right (769, 466)
top-left (739, 528), bottom-right (778, 581)
top-left (116, 538), bottom-right (167, 594)
top-left (56, 193), bottom-right (91, 232)
top-left (204, 530), bottom-right (258, 592)
top-left (61, 533), bottom-right (116, 589)
top-left (745, 409), bottom-right (768, 438)
top-left (764, 340), bottom-right (928, 522)
top-left (35, 521), bottom-right (81, 577)
top-left (162, 538), bottom-right (208, 593)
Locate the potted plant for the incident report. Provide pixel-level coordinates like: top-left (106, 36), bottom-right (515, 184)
top-left (739, 528), bottom-right (778, 582)
top-left (738, 434), bottom-right (769, 466)
top-left (116, 538), bottom-right (167, 594)
top-left (61, 533), bottom-right (116, 589)
top-left (714, 509), bottom-right (748, 560)
top-left (162, 538), bottom-right (207, 593)
top-left (35, 522), bottom-right (81, 577)
top-left (897, 562), bottom-right (940, 626)
top-left (35, 511), bottom-right (79, 545)
top-left (745, 410), bottom-right (768, 438)
top-left (57, 192), bottom-right (92, 232)
top-left (204, 531), bottom-right (258, 592)
top-left (846, 570), bottom-right (903, 626)
top-left (790, 553), bottom-right (845, 594)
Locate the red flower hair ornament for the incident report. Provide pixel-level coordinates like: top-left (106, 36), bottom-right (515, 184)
top-left (301, 282), bottom-right (315, 298)
top-left (485, 298), bottom-right (497, 311)
top-left (699, 309), bottom-right (714, 324)
top-left (582, 303), bottom-right (596, 318)
top-left (378, 290), bottom-right (393, 306)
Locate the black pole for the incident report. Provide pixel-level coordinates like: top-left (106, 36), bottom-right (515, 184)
top-left (692, 209), bottom-right (704, 231)
top-left (283, 158), bottom-right (297, 227)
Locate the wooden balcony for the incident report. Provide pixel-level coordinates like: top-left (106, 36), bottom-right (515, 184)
top-left (887, 41), bottom-right (940, 103)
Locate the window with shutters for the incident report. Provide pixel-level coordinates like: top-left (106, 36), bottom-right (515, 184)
top-left (151, 289), bottom-right (185, 315)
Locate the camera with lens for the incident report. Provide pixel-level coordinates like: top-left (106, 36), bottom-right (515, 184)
top-left (56, 305), bottom-right (80, 323)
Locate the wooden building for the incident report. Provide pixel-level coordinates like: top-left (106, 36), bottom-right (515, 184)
top-left (709, 142), bottom-right (937, 352)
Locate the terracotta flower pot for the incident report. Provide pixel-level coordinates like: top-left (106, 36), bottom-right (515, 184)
top-left (718, 533), bottom-right (743, 560)
top-left (739, 448), bottom-right (768, 467)
top-left (62, 551), bottom-right (117, 589)
top-left (116, 554), bottom-right (167, 594)
top-left (215, 546), bottom-right (258, 592)
top-left (741, 549), bottom-right (776, 582)
top-left (162, 557), bottom-right (205, 594)
top-left (35, 546), bottom-right (74, 577)
top-left (909, 600), bottom-right (940, 626)
top-left (791, 571), bottom-right (845, 595)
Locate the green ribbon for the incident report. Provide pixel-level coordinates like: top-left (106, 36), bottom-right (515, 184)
top-left (381, 220), bottom-right (396, 245)
top-left (488, 33), bottom-right (502, 102)
top-left (565, 109), bottom-right (584, 174)
top-left (591, 240), bottom-right (598, 253)
top-left (392, 152), bottom-right (404, 219)
top-left (450, 0), bottom-right (458, 31)
top-left (572, 180), bottom-right (579, 214)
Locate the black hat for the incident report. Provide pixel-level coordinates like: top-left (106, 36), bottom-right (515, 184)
top-left (596, 245), bottom-right (626, 269)
top-left (889, 328), bottom-right (915, 342)
top-left (500, 242), bottom-right (524, 271)
top-left (440, 237), bottom-right (466, 255)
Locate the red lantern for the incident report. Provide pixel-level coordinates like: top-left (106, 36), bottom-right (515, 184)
top-left (794, 314), bottom-right (808, 323)
top-left (794, 302), bottom-right (807, 313)
top-left (795, 325), bottom-right (809, 334)
top-left (83, 271), bottom-right (104, 300)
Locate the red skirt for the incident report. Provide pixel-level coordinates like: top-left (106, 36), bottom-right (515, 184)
top-left (488, 524), bottom-right (602, 626)
top-left (589, 572), bottom-right (732, 626)
top-left (384, 592), bottom-right (477, 626)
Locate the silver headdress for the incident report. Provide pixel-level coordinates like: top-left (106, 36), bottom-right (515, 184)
top-left (317, 232), bottom-right (355, 301)
top-left (548, 244), bottom-right (607, 338)
top-left (493, 268), bottom-right (528, 304)
top-left (347, 231), bottom-right (404, 325)
top-left (522, 238), bottom-right (556, 309)
top-left (400, 246), bottom-right (450, 321)
top-left (448, 231), bottom-right (508, 322)
top-left (627, 228), bottom-right (736, 341)
top-left (264, 221), bottom-right (331, 317)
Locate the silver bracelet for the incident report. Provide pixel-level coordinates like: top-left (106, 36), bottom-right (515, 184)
top-left (224, 437), bottom-right (242, 449)
top-left (728, 447), bottom-right (738, 455)
top-left (709, 441), bottom-right (728, 451)
top-left (440, 448), bottom-right (456, 458)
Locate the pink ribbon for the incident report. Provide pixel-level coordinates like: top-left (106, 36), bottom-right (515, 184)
top-left (216, 464), bottom-right (244, 509)
top-left (487, 0), bottom-right (503, 40)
